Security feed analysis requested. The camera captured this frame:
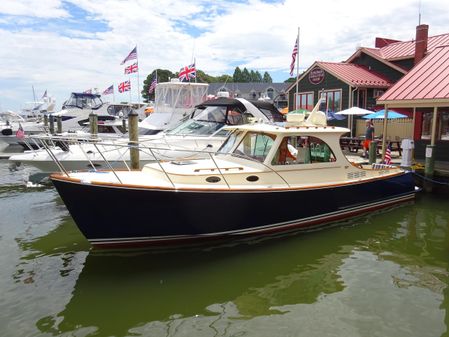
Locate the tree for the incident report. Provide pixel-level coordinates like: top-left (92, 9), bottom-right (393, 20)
top-left (215, 75), bottom-right (233, 83)
top-left (233, 67), bottom-right (243, 82)
top-left (242, 68), bottom-right (251, 82)
top-left (263, 72), bottom-right (273, 83)
top-left (141, 69), bottom-right (175, 102)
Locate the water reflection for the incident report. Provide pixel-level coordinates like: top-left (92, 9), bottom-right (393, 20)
top-left (9, 194), bottom-right (449, 337)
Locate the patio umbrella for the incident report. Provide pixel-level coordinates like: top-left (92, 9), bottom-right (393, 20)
top-left (335, 107), bottom-right (373, 115)
top-left (363, 110), bottom-right (408, 119)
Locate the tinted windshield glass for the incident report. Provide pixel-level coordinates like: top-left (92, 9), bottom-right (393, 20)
top-left (64, 95), bottom-right (103, 109)
top-left (167, 106), bottom-right (231, 136)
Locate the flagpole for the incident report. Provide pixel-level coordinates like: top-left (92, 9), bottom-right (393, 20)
top-left (136, 45), bottom-right (141, 105)
top-left (113, 85), bottom-right (115, 103)
top-left (295, 27), bottom-right (300, 109)
top-left (129, 77), bottom-right (132, 103)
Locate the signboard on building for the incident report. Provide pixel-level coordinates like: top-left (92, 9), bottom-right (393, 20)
top-left (309, 67), bottom-right (325, 85)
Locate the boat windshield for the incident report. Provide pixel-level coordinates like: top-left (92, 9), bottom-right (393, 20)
top-left (166, 105), bottom-right (247, 136)
top-left (63, 94), bottom-right (103, 110)
top-left (218, 131), bottom-right (275, 163)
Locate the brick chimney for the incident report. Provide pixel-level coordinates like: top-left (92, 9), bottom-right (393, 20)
top-left (414, 24), bottom-right (429, 65)
top-left (375, 37), bottom-right (401, 48)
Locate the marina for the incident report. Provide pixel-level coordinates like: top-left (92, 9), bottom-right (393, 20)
top-left (0, 158), bottom-right (448, 336)
top-left (2, 2), bottom-right (449, 336)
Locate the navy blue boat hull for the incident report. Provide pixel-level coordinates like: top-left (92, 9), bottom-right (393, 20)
top-left (51, 172), bottom-right (416, 248)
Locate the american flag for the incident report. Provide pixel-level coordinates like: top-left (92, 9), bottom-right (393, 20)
top-left (102, 85), bottom-right (114, 95)
top-left (120, 46), bottom-right (137, 65)
top-left (290, 37), bottom-right (298, 76)
top-left (384, 143), bottom-right (392, 164)
top-left (148, 76), bottom-right (157, 94)
top-left (118, 80), bottom-right (131, 93)
top-left (16, 123), bottom-right (25, 139)
top-left (178, 63), bottom-right (196, 82)
top-left (124, 62), bottom-right (138, 74)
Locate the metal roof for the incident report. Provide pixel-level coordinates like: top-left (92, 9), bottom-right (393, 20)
top-left (378, 45), bottom-right (449, 106)
top-left (316, 62), bottom-right (392, 88)
top-left (377, 33), bottom-right (449, 60)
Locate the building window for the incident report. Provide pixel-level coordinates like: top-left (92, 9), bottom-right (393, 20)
top-left (267, 88), bottom-right (274, 99)
top-left (421, 111), bottom-right (449, 141)
top-left (373, 89), bottom-right (385, 98)
top-left (295, 92), bottom-right (314, 110)
top-left (323, 90), bottom-right (342, 112)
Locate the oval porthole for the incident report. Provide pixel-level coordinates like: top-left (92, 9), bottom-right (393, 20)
top-left (206, 176), bottom-right (221, 183)
top-left (246, 175), bottom-right (259, 182)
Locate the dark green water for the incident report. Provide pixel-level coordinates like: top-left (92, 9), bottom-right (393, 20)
top-left (1, 160), bottom-right (448, 337)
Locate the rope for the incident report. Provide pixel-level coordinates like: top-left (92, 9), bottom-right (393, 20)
top-left (411, 171), bottom-right (449, 186)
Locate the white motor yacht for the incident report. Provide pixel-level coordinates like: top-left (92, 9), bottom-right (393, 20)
top-left (9, 97), bottom-right (285, 174)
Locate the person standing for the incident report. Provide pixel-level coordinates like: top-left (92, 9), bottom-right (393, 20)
top-left (363, 119), bottom-right (375, 158)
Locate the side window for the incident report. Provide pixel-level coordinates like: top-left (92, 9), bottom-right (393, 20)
top-left (272, 136), bottom-right (336, 165)
top-left (234, 132), bottom-right (275, 162)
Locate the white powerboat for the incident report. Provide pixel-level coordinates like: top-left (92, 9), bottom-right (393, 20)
top-left (139, 79), bottom-right (209, 135)
top-left (49, 107), bottom-right (418, 248)
top-left (9, 98), bottom-right (285, 174)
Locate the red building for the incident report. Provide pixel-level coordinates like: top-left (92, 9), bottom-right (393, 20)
top-left (287, 24), bottom-right (449, 161)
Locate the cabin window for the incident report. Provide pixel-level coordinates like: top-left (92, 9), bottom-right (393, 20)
top-left (97, 125), bottom-right (116, 134)
top-left (233, 132), bottom-right (275, 162)
top-left (218, 131), bottom-right (244, 153)
top-left (272, 136), bottom-right (336, 165)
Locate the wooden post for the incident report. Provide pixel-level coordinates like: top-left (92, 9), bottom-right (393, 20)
top-left (49, 115), bottom-right (55, 134)
top-left (128, 110), bottom-right (140, 170)
top-left (89, 113), bottom-right (98, 138)
top-left (424, 144), bottom-right (436, 192)
top-left (381, 106), bottom-right (389, 160)
top-left (122, 117), bottom-right (127, 132)
top-left (44, 114), bottom-right (48, 127)
top-left (56, 116), bottom-right (62, 134)
top-left (368, 140), bottom-right (377, 164)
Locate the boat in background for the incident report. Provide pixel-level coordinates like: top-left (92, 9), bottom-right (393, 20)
top-left (9, 97), bottom-right (285, 173)
top-left (139, 78), bottom-right (209, 135)
top-left (49, 100), bottom-right (418, 248)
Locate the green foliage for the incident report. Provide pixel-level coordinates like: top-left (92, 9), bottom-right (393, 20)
top-left (142, 66), bottom-right (279, 100)
top-left (241, 68), bottom-right (251, 82)
top-left (141, 69), bottom-right (175, 102)
top-left (263, 72), bottom-right (272, 83)
top-left (233, 67), bottom-right (243, 82)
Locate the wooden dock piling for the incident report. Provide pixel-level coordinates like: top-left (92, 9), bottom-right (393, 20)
top-left (128, 110), bottom-right (140, 170)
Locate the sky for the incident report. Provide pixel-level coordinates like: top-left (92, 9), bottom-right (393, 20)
top-left (1, 0), bottom-right (448, 112)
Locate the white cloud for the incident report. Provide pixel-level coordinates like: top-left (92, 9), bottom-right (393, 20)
top-left (1, 0), bottom-right (449, 111)
top-left (0, 0), bottom-right (69, 18)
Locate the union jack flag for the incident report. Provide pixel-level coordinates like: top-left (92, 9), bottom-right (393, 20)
top-left (124, 62), bottom-right (138, 74)
top-left (290, 37), bottom-right (298, 76)
top-left (118, 80), bottom-right (131, 93)
top-left (102, 85), bottom-right (114, 95)
top-left (148, 76), bottom-right (157, 94)
top-left (120, 46), bottom-right (137, 65)
top-left (178, 63), bottom-right (196, 82)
